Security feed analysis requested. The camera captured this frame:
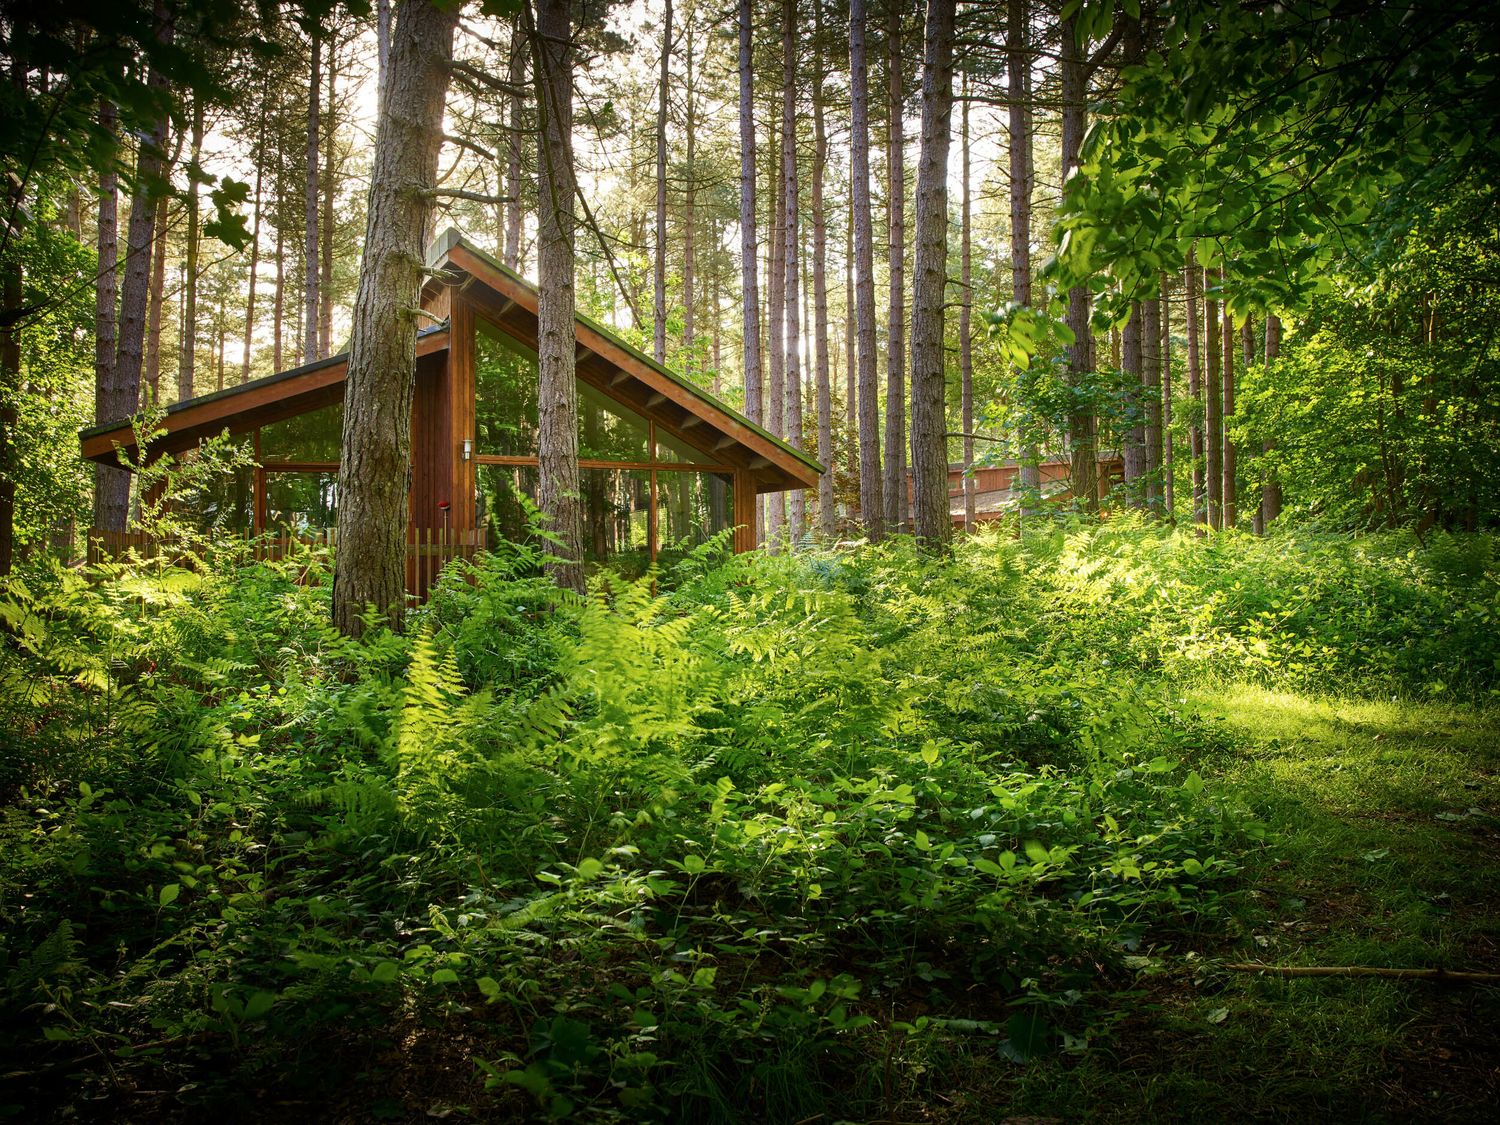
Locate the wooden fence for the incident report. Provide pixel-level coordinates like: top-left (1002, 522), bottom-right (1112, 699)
top-left (85, 526), bottom-right (490, 601)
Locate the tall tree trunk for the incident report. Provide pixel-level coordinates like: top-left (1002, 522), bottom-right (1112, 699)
top-left (1059, 15), bottom-right (1095, 509)
top-left (782, 0), bottom-right (805, 542)
top-left (682, 13), bottom-right (697, 376)
top-left (93, 99), bottom-right (122, 529)
top-left (272, 212), bottom-right (285, 374)
top-left (180, 94), bottom-right (203, 403)
top-left (1185, 250), bottom-right (1204, 523)
top-left (1121, 305), bottom-right (1144, 501)
top-left (1222, 295), bottom-right (1236, 528)
top-left (812, 4), bottom-right (835, 539)
top-left (850, 0), bottom-right (883, 540)
top-left (303, 28), bottom-right (321, 366)
top-left (0, 137), bottom-right (20, 571)
top-left (319, 34), bottom-right (337, 358)
top-left (108, 0), bottom-right (173, 533)
top-left (376, 0), bottom-right (391, 112)
top-left (1143, 295), bottom-right (1162, 513)
top-left (504, 15), bottom-right (525, 272)
top-left (1260, 312), bottom-right (1283, 528)
top-left (1009, 0), bottom-right (1039, 501)
top-left (331, 0), bottom-right (458, 634)
top-left (1205, 266), bottom-right (1223, 529)
top-left (652, 0), bottom-right (672, 365)
top-left (243, 104), bottom-right (266, 383)
top-left (765, 121), bottom-right (786, 545)
top-left (1161, 272), bottom-right (1174, 520)
top-left (884, 3), bottom-right (907, 532)
top-left (909, 0), bottom-right (953, 549)
top-left (531, 0), bottom-right (583, 592)
top-left (143, 192), bottom-right (168, 405)
top-left (844, 197), bottom-right (857, 516)
top-left (736, 0), bottom-right (762, 545)
top-left (960, 73), bottom-right (975, 531)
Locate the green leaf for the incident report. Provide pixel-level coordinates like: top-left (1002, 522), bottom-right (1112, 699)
top-left (371, 961), bottom-right (400, 984)
top-left (158, 883), bottom-right (180, 907)
top-left (681, 854), bottom-right (706, 875)
top-left (431, 968), bottom-right (460, 985)
top-left (477, 976), bottom-right (502, 999)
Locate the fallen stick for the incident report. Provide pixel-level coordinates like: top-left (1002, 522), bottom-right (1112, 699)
top-left (1225, 963), bottom-right (1500, 983)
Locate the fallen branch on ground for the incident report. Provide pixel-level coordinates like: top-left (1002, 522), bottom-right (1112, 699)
top-left (1226, 963), bottom-right (1500, 983)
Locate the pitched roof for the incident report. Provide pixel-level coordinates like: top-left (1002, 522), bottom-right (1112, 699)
top-left (81, 230), bottom-right (822, 492)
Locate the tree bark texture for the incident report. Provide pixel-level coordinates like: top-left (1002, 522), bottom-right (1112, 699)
top-left (1222, 298), bottom-right (1237, 528)
top-left (532, 0), bottom-right (584, 592)
top-left (1186, 251), bottom-right (1204, 523)
top-left (908, 0), bottom-right (953, 549)
top-left (1121, 305), bottom-right (1144, 500)
top-left (1161, 273), bottom-right (1174, 520)
top-left (1205, 266), bottom-right (1223, 530)
top-left (143, 192), bottom-right (167, 405)
top-left (850, 0), bottom-right (883, 540)
top-left (652, 0), bottom-right (671, 365)
top-left (303, 29), bottom-right (321, 366)
top-left (811, 7), bottom-right (835, 539)
top-left (504, 15), bottom-right (525, 271)
top-left (737, 0), bottom-right (762, 545)
top-left (180, 95), bottom-right (203, 402)
top-left (884, 4), bottom-right (907, 532)
top-left (1059, 15), bottom-right (1096, 509)
top-left (781, 0), bottom-right (804, 542)
top-left (331, 0), bottom-right (458, 634)
top-left (1143, 296), bottom-right (1163, 513)
top-left (1009, 0), bottom-right (1039, 500)
top-left (960, 77), bottom-right (974, 531)
top-left (93, 99), bottom-right (122, 529)
top-left (765, 124), bottom-right (786, 545)
top-left (1261, 312), bottom-right (1283, 527)
top-left (106, 0), bottom-right (172, 532)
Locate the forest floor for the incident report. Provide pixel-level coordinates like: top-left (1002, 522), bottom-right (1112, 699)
top-left (988, 685), bottom-right (1500, 1124)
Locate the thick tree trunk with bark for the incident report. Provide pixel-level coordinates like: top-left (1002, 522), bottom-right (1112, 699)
top-left (531, 0), bottom-right (584, 592)
top-left (1059, 16), bottom-right (1096, 509)
top-left (303, 29), bottom-right (321, 366)
top-left (781, 0), bottom-right (804, 542)
top-left (331, 0), bottom-right (457, 634)
top-left (106, 1), bottom-right (172, 532)
top-left (908, 0), bottom-right (953, 549)
top-left (737, 0), bottom-right (762, 545)
top-left (884, 4), bottom-right (907, 532)
top-left (850, 0), bottom-right (883, 540)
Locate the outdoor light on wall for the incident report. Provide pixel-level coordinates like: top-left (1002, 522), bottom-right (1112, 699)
top-left (462, 439), bottom-right (472, 461)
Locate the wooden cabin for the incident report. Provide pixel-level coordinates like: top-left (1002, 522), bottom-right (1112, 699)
top-left (939, 455), bottom-right (1126, 524)
top-left (80, 230), bottom-right (823, 580)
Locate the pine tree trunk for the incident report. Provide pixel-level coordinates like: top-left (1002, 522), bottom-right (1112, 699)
top-left (272, 214), bottom-right (285, 374)
top-left (1186, 250), bottom-right (1204, 523)
top-left (376, 0), bottom-right (391, 111)
top-left (884, 4), bottom-right (907, 532)
top-left (1121, 305), bottom-right (1144, 502)
top-left (1205, 266), bottom-right (1223, 529)
top-left (319, 35), bottom-right (337, 358)
top-left (909, 0), bottom-right (953, 549)
top-left (652, 0), bottom-right (671, 365)
top-left (180, 94), bottom-right (203, 403)
top-left (844, 198), bottom-right (858, 517)
top-left (143, 191), bottom-right (168, 405)
top-left (1143, 296), bottom-right (1162, 513)
top-left (242, 111), bottom-right (264, 384)
top-left (108, 0), bottom-right (172, 533)
top-left (1222, 297), bottom-right (1237, 528)
top-left (1059, 15), bottom-right (1095, 510)
top-left (93, 97), bottom-right (123, 528)
top-left (737, 0), bottom-right (762, 545)
top-left (960, 74), bottom-right (975, 531)
top-left (1161, 272), bottom-right (1174, 520)
top-left (331, 0), bottom-right (458, 634)
top-left (850, 0), bottom-right (883, 540)
top-left (303, 29), bottom-right (321, 366)
top-left (812, 7), bottom-right (835, 539)
top-left (532, 0), bottom-right (584, 592)
top-left (504, 15), bottom-right (525, 272)
top-left (765, 122), bottom-right (786, 545)
top-left (1009, 0), bottom-right (1039, 502)
top-left (682, 16), bottom-right (697, 376)
top-left (1260, 312), bottom-right (1283, 528)
top-left (781, 0), bottom-right (805, 542)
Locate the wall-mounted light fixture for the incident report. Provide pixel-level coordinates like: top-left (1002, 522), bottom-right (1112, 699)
top-left (462, 438), bottom-right (472, 461)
